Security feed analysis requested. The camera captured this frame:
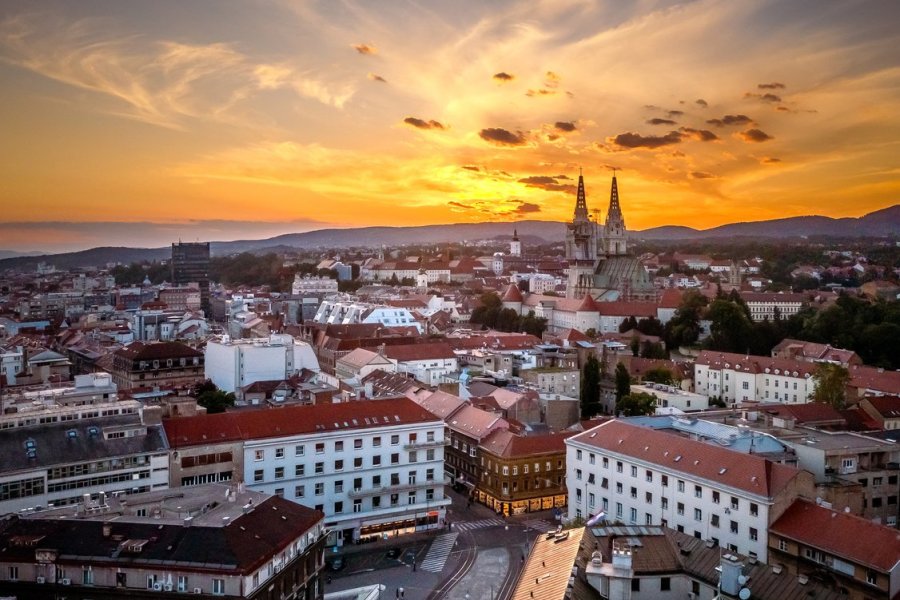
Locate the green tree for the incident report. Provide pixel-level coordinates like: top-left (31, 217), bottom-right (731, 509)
top-left (643, 367), bottom-right (674, 386)
top-left (580, 354), bottom-right (602, 419)
top-left (614, 363), bottom-right (631, 402)
top-left (619, 316), bottom-right (638, 333)
top-left (616, 392), bottom-right (657, 417)
top-left (630, 334), bottom-right (640, 357)
top-left (640, 341), bottom-right (668, 359)
top-left (665, 290), bottom-right (707, 348)
top-left (192, 380), bottom-right (236, 414)
top-left (585, 328), bottom-right (597, 339)
top-left (705, 298), bottom-right (755, 354)
top-left (812, 363), bottom-right (850, 410)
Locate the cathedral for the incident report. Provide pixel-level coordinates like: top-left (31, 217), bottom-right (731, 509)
top-left (565, 173), bottom-right (656, 301)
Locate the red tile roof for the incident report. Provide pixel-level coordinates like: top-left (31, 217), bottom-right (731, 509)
top-left (381, 341), bottom-right (456, 362)
top-left (771, 498), bottom-right (900, 572)
top-left (865, 395), bottom-right (900, 419)
top-left (480, 429), bottom-right (575, 458)
top-left (115, 341), bottom-right (203, 360)
top-left (596, 301), bottom-right (657, 317)
top-left (502, 283), bottom-right (524, 303)
top-left (164, 397), bottom-right (440, 448)
top-left (570, 420), bottom-right (805, 497)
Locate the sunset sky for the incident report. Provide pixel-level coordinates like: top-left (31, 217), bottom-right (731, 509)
top-left (1, 0), bottom-right (899, 252)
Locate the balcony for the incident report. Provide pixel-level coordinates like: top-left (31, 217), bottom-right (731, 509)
top-left (348, 479), bottom-right (438, 498)
top-left (403, 439), bottom-right (450, 450)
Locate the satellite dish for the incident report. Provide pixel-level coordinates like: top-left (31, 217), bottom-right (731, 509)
top-left (738, 574), bottom-right (748, 585)
top-left (739, 587), bottom-right (751, 600)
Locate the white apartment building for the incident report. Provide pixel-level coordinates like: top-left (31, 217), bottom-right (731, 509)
top-left (382, 342), bottom-right (459, 386)
top-left (694, 351), bottom-right (817, 405)
top-left (313, 299), bottom-right (424, 333)
top-left (566, 420), bottom-right (814, 562)
top-left (205, 334), bottom-right (320, 393)
top-left (292, 274), bottom-right (339, 295)
top-left (632, 383), bottom-right (709, 413)
top-left (740, 292), bottom-right (807, 322)
top-left (237, 398), bottom-right (449, 546)
top-left (0, 412), bottom-right (169, 515)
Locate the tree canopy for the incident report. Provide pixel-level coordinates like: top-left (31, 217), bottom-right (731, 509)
top-left (616, 392), bottom-right (657, 417)
top-left (812, 363), bottom-right (850, 410)
top-left (580, 354), bottom-right (602, 419)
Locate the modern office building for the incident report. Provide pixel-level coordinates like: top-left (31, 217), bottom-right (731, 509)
top-left (171, 242), bottom-right (211, 314)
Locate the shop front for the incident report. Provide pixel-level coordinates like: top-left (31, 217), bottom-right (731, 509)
top-left (476, 490), bottom-right (567, 516)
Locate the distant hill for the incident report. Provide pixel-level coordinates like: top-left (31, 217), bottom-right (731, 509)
top-left (1, 206), bottom-right (897, 271)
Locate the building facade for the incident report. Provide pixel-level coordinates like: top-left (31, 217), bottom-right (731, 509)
top-left (204, 334), bottom-right (320, 393)
top-left (171, 242), bottom-right (210, 314)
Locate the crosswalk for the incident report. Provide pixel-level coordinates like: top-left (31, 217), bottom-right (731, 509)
top-left (522, 519), bottom-right (556, 533)
top-left (451, 517), bottom-right (555, 533)
top-left (420, 532), bottom-right (458, 572)
top-left (452, 517), bottom-right (505, 532)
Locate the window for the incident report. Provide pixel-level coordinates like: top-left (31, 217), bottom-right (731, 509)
top-left (295, 445), bottom-right (305, 457)
top-left (253, 469), bottom-right (264, 483)
top-left (589, 453), bottom-right (596, 465)
top-left (295, 485), bottom-right (305, 498)
top-left (212, 579), bottom-right (224, 595)
top-left (661, 497), bottom-right (668, 510)
top-left (694, 508), bottom-right (702, 521)
top-left (274, 487), bottom-right (284, 497)
top-left (373, 436), bottom-right (382, 447)
top-left (616, 482), bottom-right (623, 494)
top-left (254, 449), bottom-right (264, 461)
top-left (274, 467), bottom-right (284, 479)
top-left (315, 483), bottom-right (324, 495)
top-left (630, 508), bottom-right (637, 522)
top-left (631, 465), bottom-right (638, 477)
top-left (334, 501), bottom-right (343, 514)
top-left (694, 485), bottom-right (702, 498)
top-left (427, 430), bottom-right (435, 442)
top-left (866, 570), bottom-right (877, 585)
top-left (391, 434), bottom-right (400, 445)
top-left (712, 491), bottom-right (720, 504)
top-left (576, 449), bottom-right (582, 460)
top-left (391, 453), bottom-right (400, 465)
top-left (603, 457), bottom-right (609, 469)
top-left (661, 475), bottom-right (668, 487)
top-left (601, 477), bottom-right (609, 489)
top-left (335, 480), bottom-right (344, 493)
top-left (295, 464), bottom-right (305, 477)
top-left (371, 456), bottom-right (380, 466)
top-left (426, 448), bottom-right (435, 461)
top-left (750, 502), bottom-right (758, 517)
top-left (353, 498), bottom-right (362, 513)
top-left (275, 447), bottom-right (284, 459)
top-left (730, 520), bottom-right (738, 534)
top-left (616, 461), bottom-right (623, 473)
top-left (589, 493), bottom-right (595, 508)
top-left (711, 514), bottom-right (720, 527)
top-left (82, 567), bottom-right (92, 584)
top-left (408, 491), bottom-right (417, 504)
top-left (315, 443), bottom-right (325, 454)
top-left (730, 497), bottom-right (739, 511)
top-left (315, 462), bottom-right (324, 474)
top-left (749, 527), bottom-right (758, 541)
top-left (372, 496), bottom-right (381, 508)
top-left (576, 469), bottom-right (582, 481)
top-left (631, 578), bottom-right (640, 592)
top-left (630, 486), bottom-right (637, 499)
top-left (645, 492), bottom-right (653, 504)
top-left (335, 460), bottom-right (344, 471)
top-left (373, 475), bottom-right (382, 486)
top-left (335, 441), bottom-right (344, 452)
top-left (409, 451), bottom-right (418, 463)
top-left (8, 566), bottom-right (18, 581)
top-left (661, 577), bottom-right (671, 591)
top-left (390, 493), bottom-right (399, 506)
top-left (677, 502), bottom-right (684, 515)
top-left (616, 502), bottom-right (623, 518)
top-left (646, 470), bottom-right (653, 483)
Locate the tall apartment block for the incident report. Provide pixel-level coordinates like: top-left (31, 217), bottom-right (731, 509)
top-left (171, 242), bottom-right (210, 314)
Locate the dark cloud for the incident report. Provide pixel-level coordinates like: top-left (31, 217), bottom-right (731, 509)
top-left (775, 106), bottom-right (791, 112)
top-left (761, 157), bottom-right (782, 164)
top-left (352, 44), bottom-right (377, 55)
top-left (667, 110), bottom-right (684, 118)
top-left (461, 165), bottom-right (480, 171)
top-left (554, 121), bottom-right (577, 132)
top-left (644, 104), bottom-right (661, 111)
top-left (691, 171), bottom-right (716, 179)
top-left (647, 118), bottom-right (677, 126)
top-left (611, 131), bottom-right (683, 149)
top-left (493, 72), bottom-right (514, 82)
top-left (448, 201), bottom-right (472, 210)
top-left (758, 82), bottom-right (786, 89)
top-left (695, 99), bottom-right (708, 108)
top-left (745, 92), bottom-right (782, 102)
top-left (739, 128), bottom-right (773, 143)
top-left (514, 202), bottom-right (541, 214)
top-left (680, 127), bottom-right (719, 142)
top-left (479, 128), bottom-right (527, 146)
top-left (403, 117), bottom-right (446, 130)
top-left (706, 114), bottom-right (753, 127)
top-left (526, 88), bottom-right (557, 97)
top-left (518, 175), bottom-right (576, 193)
top-left (544, 71), bottom-right (561, 88)
top-left (368, 73), bottom-right (387, 83)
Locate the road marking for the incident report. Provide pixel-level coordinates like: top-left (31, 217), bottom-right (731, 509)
top-left (522, 519), bottom-right (555, 533)
top-left (419, 532), bottom-right (458, 573)
top-left (452, 517), bottom-right (505, 531)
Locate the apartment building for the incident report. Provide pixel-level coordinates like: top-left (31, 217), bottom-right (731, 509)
top-left (0, 484), bottom-right (327, 600)
top-left (108, 341), bottom-right (205, 391)
top-left (204, 334), bottom-right (320, 393)
top-left (163, 398), bottom-right (449, 546)
top-left (566, 420), bottom-right (815, 562)
top-left (694, 351), bottom-right (817, 405)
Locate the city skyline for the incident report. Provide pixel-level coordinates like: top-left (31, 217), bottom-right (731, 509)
top-left (2, 0), bottom-right (899, 252)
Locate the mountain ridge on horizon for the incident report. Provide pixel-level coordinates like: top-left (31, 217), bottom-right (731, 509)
top-left (2, 204), bottom-right (898, 270)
